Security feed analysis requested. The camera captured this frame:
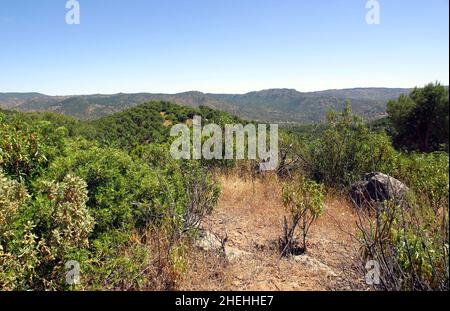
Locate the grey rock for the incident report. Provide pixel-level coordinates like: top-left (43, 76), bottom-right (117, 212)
top-left (293, 255), bottom-right (338, 277)
top-left (195, 231), bottom-right (223, 251)
top-left (195, 230), bottom-right (251, 261)
top-left (350, 172), bottom-right (409, 208)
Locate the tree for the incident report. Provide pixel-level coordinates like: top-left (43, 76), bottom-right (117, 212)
top-left (387, 82), bottom-right (449, 152)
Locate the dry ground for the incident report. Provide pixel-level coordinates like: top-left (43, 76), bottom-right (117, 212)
top-left (179, 173), bottom-right (366, 291)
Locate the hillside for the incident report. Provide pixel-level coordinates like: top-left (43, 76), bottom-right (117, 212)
top-left (0, 88), bottom-right (411, 123)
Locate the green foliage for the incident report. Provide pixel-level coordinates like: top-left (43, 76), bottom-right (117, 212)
top-left (388, 152), bottom-right (449, 209)
top-left (288, 98), bottom-right (448, 290)
top-left (1, 137), bottom-right (220, 290)
top-left (359, 199), bottom-right (448, 290)
top-left (70, 230), bottom-right (155, 291)
top-left (282, 176), bottom-right (325, 222)
top-left (88, 101), bottom-right (244, 151)
top-left (387, 82), bottom-right (449, 152)
top-left (36, 139), bottom-right (166, 235)
top-left (303, 103), bottom-right (396, 187)
top-left (281, 175), bottom-right (325, 254)
top-left (0, 117), bottom-right (67, 182)
top-left (0, 220), bottom-right (41, 291)
top-left (0, 172), bottom-right (37, 291)
top-left (0, 171), bottom-right (96, 290)
top-left (38, 175), bottom-right (95, 256)
top-left (132, 143), bottom-right (221, 232)
top-left (300, 102), bottom-right (448, 207)
top-left (392, 226), bottom-right (443, 286)
top-left (0, 171), bottom-right (30, 236)
top-left (4, 110), bottom-right (93, 138)
top-left (0, 102), bottom-right (223, 290)
top-left (89, 101), bottom-right (171, 149)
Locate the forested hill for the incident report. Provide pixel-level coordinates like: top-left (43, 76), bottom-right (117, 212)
top-left (0, 100), bottom-right (243, 150)
top-left (0, 87), bottom-right (412, 123)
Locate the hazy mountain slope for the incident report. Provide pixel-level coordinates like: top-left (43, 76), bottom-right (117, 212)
top-left (209, 88), bottom-right (411, 122)
top-left (0, 88), bottom-right (412, 123)
top-left (0, 93), bottom-right (57, 109)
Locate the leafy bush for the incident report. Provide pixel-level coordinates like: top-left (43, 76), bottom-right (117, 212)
top-left (67, 229), bottom-right (156, 291)
top-left (35, 139), bottom-right (167, 236)
top-left (0, 220), bottom-right (41, 291)
top-left (280, 175), bottom-right (325, 255)
top-left (0, 117), bottom-right (67, 182)
top-left (0, 171), bottom-right (96, 290)
top-left (0, 171), bottom-right (29, 236)
top-left (388, 152), bottom-right (449, 210)
top-left (132, 143), bottom-right (221, 233)
top-left (303, 103), bottom-right (396, 187)
top-left (0, 172), bottom-right (39, 290)
top-left (0, 103), bottom-right (226, 291)
top-left (356, 198), bottom-right (448, 290)
top-left (300, 103), bottom-right (448, 208)
top-left (37, 175), bottom-right (95, 257)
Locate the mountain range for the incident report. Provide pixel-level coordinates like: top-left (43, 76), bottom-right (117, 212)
top-left (0, 88), bottom-right (412, 123)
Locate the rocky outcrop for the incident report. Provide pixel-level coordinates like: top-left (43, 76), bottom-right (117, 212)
top-left (350, 172), bottom-right (409, 208)
top-left (195, 230), bottom-right (251, 261)
top-left (293, 255), bottom-right (338, 277)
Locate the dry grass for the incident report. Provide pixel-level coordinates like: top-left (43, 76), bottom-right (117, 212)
top-left (179, 172), bottom-right (365, 291)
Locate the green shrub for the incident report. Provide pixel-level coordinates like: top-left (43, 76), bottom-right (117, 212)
top-left (0, 221), bottom-right (41, 291)
top-left (303, 103), bottom-right (396, 187)
top-left (1, 171), bottom-right (96, 290)
top-left (132, 143), bottom-right (221, 233)
top-left (0, 116), bottom-right (68, 183)
top-left (0, 172), bottom-right (40, 290)
top-left (38, 175), bottom-right (95, 256)
top-left (35, 139), bottom-right (166, 235)
top-left (0, 171), bottom-right (30, 235)
top-left (1, 105), bottom-right (223, 291)
top-left (357, 198), bottom-right (448, 290)
top-left (280, 175), bottom-right (325, 255)
top-left (67, 230), bottom-right (155, 291)
top-left (388, 152), bottom-right (449, 210)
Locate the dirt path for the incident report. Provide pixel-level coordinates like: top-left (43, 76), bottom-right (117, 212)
top-left (180, 174), bottom-right (364, 291)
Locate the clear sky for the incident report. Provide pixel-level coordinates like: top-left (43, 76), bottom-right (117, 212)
top-left (0, 0), bottom-right (448, 95)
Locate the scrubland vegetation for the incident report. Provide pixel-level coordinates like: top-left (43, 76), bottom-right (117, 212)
top-left (0, 102), bottom-right (226, 290)
top-left (0, 83), bottom-right (448, 291)
top-left (279, 83), bottom-right (448, 290)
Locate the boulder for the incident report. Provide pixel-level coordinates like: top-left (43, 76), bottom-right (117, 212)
top-left (195, 231), bottom-right (223, 252)
top-left (350, 172), bottom-right (409, 208)
top-left (195, 230), bottom-right (251, 261)
top-left (293, 255), bottom-right (338, 277)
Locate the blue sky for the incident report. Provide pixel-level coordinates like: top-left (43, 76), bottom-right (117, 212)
top-left (0, 0), bottom-right (448, 95)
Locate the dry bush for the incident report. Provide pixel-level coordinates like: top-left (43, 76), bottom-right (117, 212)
top-left (353, 195), bottom-right (449, 291)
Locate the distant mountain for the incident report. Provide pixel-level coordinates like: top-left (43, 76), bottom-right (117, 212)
top-left (0, 88), bottom-right (413, 123)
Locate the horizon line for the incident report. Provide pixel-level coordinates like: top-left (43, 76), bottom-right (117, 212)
top-left (2, 85), bottom-right (442, 98)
